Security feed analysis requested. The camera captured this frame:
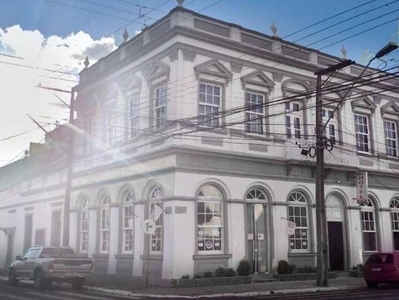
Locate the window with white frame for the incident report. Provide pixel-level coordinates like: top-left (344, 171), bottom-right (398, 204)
top-left (80, 198), bottom-right (89, 253)
top-left (286, 102), bottom-right (302, 139)
top-left (100, 195), bottom-right (110, 253)
top-left (150, 186), bottom-right (163, 254)
top-left (322, 108), bottom-right (336, 144)
top-left (197, 185), bottom-right (223, 253)
top-left (361, 198), bottom-right (377, 251)
top-left (154, 85), bottom-right (167, 129)
top-left (103, 104), bottom-right (116, 146)
top-left (384, 120), bottom-right (398, 157)
top-left (288, 192), bottom-right (309, 251)
top-left (390, 198), bottom-right (399, 250)
top-left (199, 83), bottom-right (221, 127)
top-left (246, 92), bottom-right (264, 134)
top-left (128, 94), bottom-right (140, 139)
top-left (355, 114), bottom-right (370, 152)
top-left (123, 191), bottom-right (134, 253)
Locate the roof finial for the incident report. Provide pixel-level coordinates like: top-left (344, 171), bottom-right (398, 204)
top-left (270, 22), bottom-right (278, 37)
top-left (176, 0), bottom-right (185, 6)
top-left (84, 56), bottom-right (90, 68)
top-left (122, 28), bottom-right (129, 43)
top-left (341, 45), bottom-right (347, 59)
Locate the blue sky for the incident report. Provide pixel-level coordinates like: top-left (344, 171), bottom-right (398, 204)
top-left (0, 0), bottom-right (398, 165)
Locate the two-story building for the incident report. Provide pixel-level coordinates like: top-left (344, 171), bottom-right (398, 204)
top-left (1, 5), bottom-right (399, 285)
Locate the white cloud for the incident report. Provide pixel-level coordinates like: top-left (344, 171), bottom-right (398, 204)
top-left (0, 25), bottom-right (117, 165)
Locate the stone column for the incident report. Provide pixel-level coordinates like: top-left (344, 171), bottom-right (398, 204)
top-left (107, 205), bottom-right (119, 274)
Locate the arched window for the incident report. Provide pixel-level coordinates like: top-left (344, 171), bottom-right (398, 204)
top-left (288, 191), bottom-right (309, 252)
top-left (390, 198), bottom-right (399, 250)
top-left (197, 184), bottom-right (223, 253)
top-left (150, 186), bottom-right (163, 254)
top-left (80, 198), bottom-right (89, 253)
top-left (123, 191), bottom-right (134, 253)
top-left (360, 198), bottom-right (377, 251)
top-left (246, 189), bottom-right (267, 201)
top-left (100, 195), bottom-right (110, 253)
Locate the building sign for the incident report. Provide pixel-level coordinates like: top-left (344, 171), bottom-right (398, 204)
top-left (356, 172), bottom-right (368, 204)
top-left (286, 220), bottom-right (296, 235)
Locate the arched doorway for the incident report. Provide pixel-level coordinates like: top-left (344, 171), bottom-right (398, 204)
top-left (245, 189), bottom-right (269, 274)
top-left (326, 194), bottom-right (347, 270)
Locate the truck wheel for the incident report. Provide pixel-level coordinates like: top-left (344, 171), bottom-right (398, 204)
top-left (71, 278), bottom-right (85, 290)
top-left (366, 281), bottom-right (378, 288)
top-left (34, 270), bottom-right (46, 290)
top-left (8, 269), bottom-right (19, 286)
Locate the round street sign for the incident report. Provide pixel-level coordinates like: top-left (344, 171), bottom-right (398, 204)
top-left (142, 219), bottom-right (156, 235)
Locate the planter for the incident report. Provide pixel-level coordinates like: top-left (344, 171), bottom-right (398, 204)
top-left (175, 276), bottom-right (251, 288)
top-left (274, 272), bottom-right (337, 281)
top-left (348, 270), bottom-right (364, 278)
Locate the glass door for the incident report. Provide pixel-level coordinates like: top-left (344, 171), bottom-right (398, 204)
top-left (247, 203), bottom-right (267, 273)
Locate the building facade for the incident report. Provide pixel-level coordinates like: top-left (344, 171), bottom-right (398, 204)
top-left (1, 6), bottom-right (399, 284)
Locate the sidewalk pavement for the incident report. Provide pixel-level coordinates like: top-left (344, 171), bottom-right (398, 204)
top-left (85, 276), bottom-right (367, 298)
top-left (0, 275), bottom-right (367, 298)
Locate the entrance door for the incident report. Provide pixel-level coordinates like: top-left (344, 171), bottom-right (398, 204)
top-left (326, 195), bottom-right (345, 270)
top-left (328, 222), bottom-right (344, 270)
top-left (247, 203), bottom-right (267, 273)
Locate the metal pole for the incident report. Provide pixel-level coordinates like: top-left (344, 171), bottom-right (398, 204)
top-left (315, 74), bottom-right (328, 286)
top-left (146, 232), bottom-right (150, 289)
top-left (62, 90), bottom-right (74, 247)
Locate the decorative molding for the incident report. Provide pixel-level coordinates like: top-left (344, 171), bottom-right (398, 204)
top-left (194, 58), bottom-right (232, 80)
top-left (168, 48), bottom-right (179, 62)
top-left (272, 72), bottom-right (283, 83)
top-left (50, 201), bottom-right (63, 207)
top-left (24, 206), bottom-right (34, 212)
top-left (0, 227), bottom-right (15, 236)
top-left (231, 62), bottom-right (242, 73)
top-left (241, 70), bottom-right (274, 89)
top-left (8, 209), bottom-right (16, 214)
top-left (182, 49), bottom-right (196, 62)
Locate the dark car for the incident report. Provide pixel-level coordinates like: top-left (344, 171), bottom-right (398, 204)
top-left (364, 252), bottom-right (399, 288)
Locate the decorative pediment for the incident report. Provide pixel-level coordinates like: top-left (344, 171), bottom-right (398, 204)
top-left (194, 59), bottom-right (232, 80)
top-left (381, 100), bottom-right (399, 117)
top-left (241, 71), bottom-right (274, 89)
top-left (142, 60), bottom-right (170, 82)
top-left (351, 96), bottom-right (377, 112)
top-left (281, 79), bottom-right (311, 96)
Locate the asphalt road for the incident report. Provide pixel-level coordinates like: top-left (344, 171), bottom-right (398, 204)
top-left (0, 280), bottom-right (144, 300)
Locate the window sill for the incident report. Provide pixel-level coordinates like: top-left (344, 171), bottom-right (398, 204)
top-left (93, 254), bottom-right (109, 259)
top-left (193, 254), bottom-right (232, 260)
top-left (115, 254), bottom-right (134, 259)
top-left (195, 126), bottom-right (229, 136)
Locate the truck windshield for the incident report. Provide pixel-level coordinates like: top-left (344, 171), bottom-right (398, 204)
top-left (366, 254), bottom-right (394, 264)
top-left (39, 248), bottom-right (75, 258)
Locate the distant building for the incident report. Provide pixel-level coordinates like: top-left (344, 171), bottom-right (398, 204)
top-left (1, 6), bottom-right (399, 285)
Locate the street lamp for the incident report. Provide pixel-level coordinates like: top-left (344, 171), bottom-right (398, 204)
top-left (314, 42), bottom-right (398, 287)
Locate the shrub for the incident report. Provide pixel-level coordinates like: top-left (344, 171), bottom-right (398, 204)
top-left (203, 271), bottom-right (213, 278)
top-left (215, 267), bottom-right (236, 277)
top-left (193, 274), bottom-right (203, 279)
top-left (180, 274), bottom-right (190, 279)
top-left (296, 265), bottom-right (316, 273)
top-left (351, 264), bottom-right (364, 272)
top-left (277, 260), bottom-right (295, 274)
top-left (170, 279), bottom-right (179, 287)
top-left (236, 259), bottom-right (251, 276)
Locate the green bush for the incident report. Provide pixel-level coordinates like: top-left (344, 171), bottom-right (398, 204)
top-left (215, 267), bottom-right (236, 277)
top-left (296, 265), bottom-right (316, 273)
top-left (236, 259), bottom-right (251, 276)
top-left (180, 274), bottom-right (190, 279)
top-left (351, 264), bottom-right (364, 272)
top-left (193, 274), bottom-right (203, 279)
top-left (277, 260), bottom-right (295, 274)
top-left (203, 271), bottom-right (213, 278)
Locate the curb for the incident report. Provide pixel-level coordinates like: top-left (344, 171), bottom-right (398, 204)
top-left (0, 276), bottom-right (364, 299)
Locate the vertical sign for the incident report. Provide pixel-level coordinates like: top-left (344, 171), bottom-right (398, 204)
top-left (356, 172), bottom-right (368, 204)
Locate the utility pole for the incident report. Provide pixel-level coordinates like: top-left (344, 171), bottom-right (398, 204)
top-left (314, 59), bottom-right (354, 287)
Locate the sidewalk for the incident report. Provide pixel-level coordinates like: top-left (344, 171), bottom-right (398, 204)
top-left (85, 276), bottom-right (367, 298)
top-left (0, 275), bottom-right (367, 298)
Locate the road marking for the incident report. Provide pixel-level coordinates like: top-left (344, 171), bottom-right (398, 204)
top-left (59, 291), bottom-right (111, 299)
top-left (0, 292), bottom-right (30, 300)
top-left (25, 291), bottom-right (73, 300)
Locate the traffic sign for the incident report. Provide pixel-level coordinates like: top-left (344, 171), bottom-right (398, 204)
top-left (142, 219), bottom-right (156, 235)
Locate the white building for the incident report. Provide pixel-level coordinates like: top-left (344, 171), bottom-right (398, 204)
top-left (1, 6), bottom-right (399, 284)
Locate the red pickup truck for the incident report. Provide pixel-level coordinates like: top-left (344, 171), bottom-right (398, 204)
top-left (8, 246), bottom-right (93, 290)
